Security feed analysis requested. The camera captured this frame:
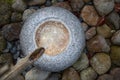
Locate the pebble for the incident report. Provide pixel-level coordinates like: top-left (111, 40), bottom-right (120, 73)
top-left (110, 46), bottom-right (120, 66)
top-left (15, 75), bottom-right (25, 80)
top-left (85, 27), bottom-right (96, 40)
top-left (22, 9), bottom-right (36, 21)
top-left (25, 67), bottom-right (51, 80)
top-left (110, 68), bottom-right (120, 80)
top-left (73, 53), bottom-right (89, 71)
top-left (87, 35), bottom-right (110, 53)
top-left (97, 24), bottom-right (112, 38)
top-left (46, 73), bottom-right (61, 80)
top-left (90, 53), bottom-right (111, 75)
top-left (27, 0), bottom-right (46, 6)
top-left (106, 11), bottom-right (120, 30)
top-left (69, 0), bottom-right (84, 12)
top-left (11, 12), bottom-right (22, 22)
top-left (81, 5), bottom-right (100, 26)
top-left (53, 1), bottom-right (72, 11)
top-left (62, 68), bottom-right (80, 80)
top-left (12, 0), bottom-right (27, 12)
top-left (2, 23), bottom-right (22, 41)
top-left (111, 30), bottom-right (120, 45)
top-left (0, 33), bottom-right (6, 52)
top-left (80, 67), bottom-right (97, 80)
top-left (0, 2), bottom-right (11, 27)
top-left (97, 74), bottom-right (113, 80)
top-left (83, 0), bottom-right (91, 3)
top-left (93, 0), bottom-right (114, 16)
top-left (81, 22), bottom-right (89, 32)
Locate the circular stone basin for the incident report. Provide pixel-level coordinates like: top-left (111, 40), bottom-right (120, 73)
top-left (20, 7), bottom-right (85, 72)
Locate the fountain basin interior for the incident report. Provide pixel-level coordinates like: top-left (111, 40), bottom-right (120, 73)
top-left (20, 6), bottom-right (85, 72)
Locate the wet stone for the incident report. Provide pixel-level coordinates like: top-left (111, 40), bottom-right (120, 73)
top-left (93, 0), bottom-right (114, 16)
top-left (90, 53), bottom-right (111, 75)
top-left (53, 1), bottom-right (72, 11)
top-left (81, 5), bottom-right (100, 26)
top-left (73, 53), bottom-right (89, 71)
top-left (87, 35), bottom-right (110, 53)
top-left (11, 12), bottom-right (22, 22)
top-left (69, 0), bottom-right (84, 12)
top-left (85, 27), bottom-right (96, 40)
top-left (62, 68), bottom-right (80, 80)
top-left (80, 67), bottom-right (97, 80)
top-left (97, 74), bottom-right (113, 80)
top-left (110, 68), bottom-right (120, 80)
top-left (97, 24), bottom-right (112, 38)
top-left (106, 11), bottom-right (120, 30)
top-left (111, 30), bottom-right (120, 45)
top-left (110, 46), bottom-right (120, 66)
top-left (2, 23), bottom-right (22, 41)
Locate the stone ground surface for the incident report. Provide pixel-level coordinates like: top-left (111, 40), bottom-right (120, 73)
top-left (0, 0), bottom-right (120, 80)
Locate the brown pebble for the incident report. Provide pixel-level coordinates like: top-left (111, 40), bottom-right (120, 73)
top-left (110, 68), bottom-right (120, 80)
top-left (97, 74), bottom-right (113, 80)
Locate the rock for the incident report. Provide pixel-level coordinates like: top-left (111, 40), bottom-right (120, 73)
top-left (2, 23), bottom-right (22, 41)
top-left (0, 2), bottom-right (11, 27)
top-left (90, 53), bottom-right (111, 75)
top-left (93, 0), bottom-right (114, 16)
top-left (11, 12), bottom-right (22, 22)
top-left (81, 22), bottom-right (89, 32)
top-left (80, 67), bottom-right (97, 80)
top-left (97, 24), bottom-right (112, 38)
top-left (12, 0), bottom-right (27, 12)
top-left (83, 0), bottom-right (91, 3)
top-left (110, 46), bottom-right (120, 66)
top-left (85, 27), bottom-right (96, 40)
top-left (27, 0), bottom-right (46, 6)
top-left (0, 53), bottom-right (13, 64)
top-left (62, 68), bottom-right (80, 80)
top-left (87, 35), bottom-right (110, 53)
top-left (15, 75), bottom-right (25, 80)
top-left (110, 68), bottom-right (120, 80)
top-left (22, 9), bottom-right (36, 21)
top-left (53, 1), bottom-right (72, 11)
top-left (106, 11), bottom-right (120, 30)
top-left (69, 0), bottom-right (84, 12)
top-left (25, 67), bottom-right (51, 80)
top-left (111, 30), bottom-right (120, 45)
top-left (0, 34), bottom-right (6, 52)
top-left (73, 53), bottom-right (89, 71)
top-left (81, 5), bottom-right (100, 26)
top-left (97, 74), bottom-right (113, 80)
top-left (47, 73), bottom-right (61, 80)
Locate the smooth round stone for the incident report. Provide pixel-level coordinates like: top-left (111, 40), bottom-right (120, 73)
top-left (93, 0), bottom-right (114, 16)
top-left (20, 7), bottom-right (85, 72)
top-left (90, 53), bottom-right (111, 75)
top-left (97, 74), bottom-right (113, 80)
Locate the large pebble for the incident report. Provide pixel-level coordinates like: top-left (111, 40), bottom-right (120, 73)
top-left (93, 0), bottom-right (114, 16)
top-left (80, 67), bottom-right (97, 80)
top-left (22, 9), bottom-right (36, 21)
top-left (62, 68), bottom-right (80, 80)
top-left (90, 53), bottom-right (111, 75)
top-left (12, 0), bottom-right (27, 12)
top-left (87, 35), bottom-right (110, 53)
top-left (2, 23), bottom-right (22, 41)
top-left (27, 0), bottom-right (46, 6)
top-left (25, 67), bottom-right (51, 80)
top-left (85, 27), bottom-right (96, 40)
top-left (0, 34), bottom-right (6, 52)
top-left (73, 53), bottom-right (89, 71)
top-left (110, 46), bottom-right (120, 66)
top-left (81, 5), bottom-right (100, 26)
top-left (53, 1), bottom-right (72, 11)
top-left (106, 11), bottom-right (120, 30)
top-left (97, 24), bottom-right (112, 38)
top-left (81, 22), bottom-right (89, 32)
top-left (69, 0), bottom-right (84, 12)
top-left (111, 30), bottom-right (120, 45)
top-left (0, 2), bottom-right (11, 27)
top-left (97, 74), bottom-right (113, 80)
top-left (11, 12), bottom-right (22, 22)
top-left (47, 73), bottom-right (61, 80)
top-left (110, 68), bottom-right (120, 80)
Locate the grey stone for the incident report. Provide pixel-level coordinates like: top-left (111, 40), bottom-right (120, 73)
top-left (20, 7), bottom-right (85, 72)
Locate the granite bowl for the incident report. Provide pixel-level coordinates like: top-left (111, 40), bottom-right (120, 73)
top-left (20, 7), bottom-right (85, 72)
